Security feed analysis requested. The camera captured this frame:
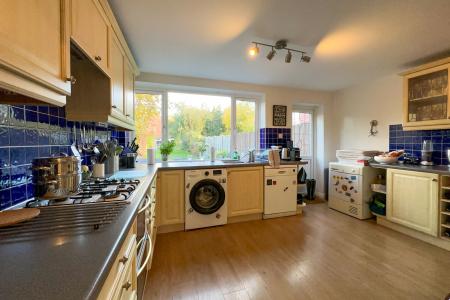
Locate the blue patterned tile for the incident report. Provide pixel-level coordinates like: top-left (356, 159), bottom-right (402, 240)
top-left (25, 147), bottom-right (39, 164)
top-left (9, 128), bottom-right (25, 146)
top-left (0, 105), bottom-right (9, 125)
top-left (39, 146), bottom-right (51, 158)
top-left (11, 184), bottom-right (27, 204)
top-left (10, 106), bottom-right (26, 127)
top-left (0, 188), bottom-right (11, 209)
top-left (38, 113), bottom-right (49, 129)
top-left (59, 117), bottom-right (66, 128)
top-left (0, 126), bottom-right (9, 146)
top-left (58, 107), bottom-right (65, 118)
top-left (10, 148), bottom-right (27, 166)
top-left (0, 168), bottom-right (10, 189)
top-left (38, 105), bottom-right (49, 114)
top-left (25, 129), bottom-right (39, 145)
top-left (49, 106), bottom-right (59, 116)
top-left (25, 110), bottom-right (38, 128)
top-left (11, 166), bottom-right (27, 186)
top-left (50, 131), bottom-right (59, 145)
top-left (49, 116), bottom-right (59, 129)
top-left (0, 148), bottom-right (9, 168)
top-left (38, 130), bottom-right (49, 145)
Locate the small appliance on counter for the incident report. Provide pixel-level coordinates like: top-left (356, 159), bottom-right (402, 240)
top-left (120, 137), bottom-right (139, 168)
top-left (421, 140), bottom-right (434, 166)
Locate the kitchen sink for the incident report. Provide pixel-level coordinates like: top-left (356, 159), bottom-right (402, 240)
top-left (221, 159), bottom-right (244, 163)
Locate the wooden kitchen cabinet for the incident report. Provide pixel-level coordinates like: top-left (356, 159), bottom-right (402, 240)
top-left (386, 169), bottom-right (439, 236)
top-left (66, 0), bottom-right (138, 130)
top-left (401, 58), bottom-right (450, 131)
top-left (71, 0), bottom-right (109, 74)
top-left (124, 59), bottom-right (135, 123)
top-left (0, 0), bottom-right (71, 105)
top-left (227, 166), bottom-right (264, 217)
top-left (110, 32), bottom-right (125, 118)
top-left (97, 220), bottom-right (137, 300)
top-left (156, 170), bottom-right (185, 226)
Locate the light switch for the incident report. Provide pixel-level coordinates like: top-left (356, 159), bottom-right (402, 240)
top-left (278, 133), bottom-right (283, 139)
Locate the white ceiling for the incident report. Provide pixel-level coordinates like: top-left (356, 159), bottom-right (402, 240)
top-left (109, 0), bottom-right (450, 91)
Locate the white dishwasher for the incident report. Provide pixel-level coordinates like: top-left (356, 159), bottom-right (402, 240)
top-left (264, 165), bottom-right (298, 219)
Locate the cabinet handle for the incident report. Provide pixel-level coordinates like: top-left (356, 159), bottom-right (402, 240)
top-left (112, 105), bottom-right (117, 109)
top-left (67, 76), bottom-right (77, 85)
top-left (118, 256), bottom-right (128, 264)
top-left (94, 55), bottom-right (102, 61)
top-left (432, 178), bottom-right (438, 182)
top-left (122, 281), bottom-right (132, 290)
top-left (126, 114), bottom-right (130, 117)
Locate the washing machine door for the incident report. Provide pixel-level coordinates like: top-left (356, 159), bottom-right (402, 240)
top-left (189, 179), bottom-right (225, 215)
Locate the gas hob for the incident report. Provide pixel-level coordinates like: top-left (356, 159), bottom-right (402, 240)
top-left (26, 178), bottom-right (140, 207)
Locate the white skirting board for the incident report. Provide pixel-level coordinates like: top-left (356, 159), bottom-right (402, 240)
top-left (377, 218), bottom-right (450, 251)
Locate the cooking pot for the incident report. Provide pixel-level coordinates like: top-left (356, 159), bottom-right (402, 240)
top-left (32, 154), bottom-right (82, 199)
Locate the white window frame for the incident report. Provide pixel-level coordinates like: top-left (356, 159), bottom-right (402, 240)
top-left (135, 84), bottom-right (262, 161)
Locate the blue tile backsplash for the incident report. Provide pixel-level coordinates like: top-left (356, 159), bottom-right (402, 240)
top-left (259, 127), bottom-right (291, 149)
top-left (389, 124), bottom-right (450, 165)
top-left (0, 104), bottom-right (130, 210)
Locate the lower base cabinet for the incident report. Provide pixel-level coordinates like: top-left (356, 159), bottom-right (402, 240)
top-left (227, 167), bottom-right (264, 217)
top-left (386, 169), bottom-right (439, 236)
top-left (156, 170), bottom-right (185, 227)
top-left (97, 220), bottom-right (137, 300)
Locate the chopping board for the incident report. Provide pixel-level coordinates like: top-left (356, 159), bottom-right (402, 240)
top-left (0, 208), bottom-right (40, 228)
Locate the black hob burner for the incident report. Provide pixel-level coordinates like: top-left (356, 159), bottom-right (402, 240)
top-left (25, 177), bottom-right (140, 207)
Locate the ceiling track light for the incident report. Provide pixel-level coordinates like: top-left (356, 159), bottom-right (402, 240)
top-left (267, 47), bottom-right (276, 60)
top-left (285, 50), bottom-right (292, 63)
top-left (247, 39), bottom-right (311, 63)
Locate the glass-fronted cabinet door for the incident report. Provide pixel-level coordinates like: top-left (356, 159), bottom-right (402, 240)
top-left (404, 63), bottom-right (449, 129)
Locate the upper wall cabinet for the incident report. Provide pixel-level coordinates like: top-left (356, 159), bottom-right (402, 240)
top-left (71, 0), bottom-right (109, 74)
top-left (0, 0), bottom-right (71, 105)
top-left (124, 59), bottom-right (135, 123)
top-left (402, 58), bottom-right (450, 131)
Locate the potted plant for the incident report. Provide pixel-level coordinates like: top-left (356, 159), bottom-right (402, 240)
top-left (160, 139), bottom-right (176, 161)
top-left (198, 142), bottom-right (208, 160)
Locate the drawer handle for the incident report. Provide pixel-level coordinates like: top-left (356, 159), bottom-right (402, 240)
top-left (432, 178), bottom-right (438, 182)
top-left (94, 55), bottom-right (102, 61)
top-left (126, 114), bottom-right (130, 117)
top-left (137, 234), bottom-right (152, 276)
top-left (112, 105), bottom-right (117, 109)
top-left (138, 196), bottom-right (151, 214)
top-left (122, 281), bottom-right (132, 290)
top-left (67, 76), bottom-right (77, 85)
top-left (118, 256), bottom-right (128, 264)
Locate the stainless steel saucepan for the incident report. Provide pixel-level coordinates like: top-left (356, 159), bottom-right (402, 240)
top-left (32, 154), bottom-right (82, 200)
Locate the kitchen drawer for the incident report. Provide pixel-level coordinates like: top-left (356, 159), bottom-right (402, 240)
top-left (112, 253), bottom-right (135, 300)
top-left (97, 220), bottom-right (137, 300)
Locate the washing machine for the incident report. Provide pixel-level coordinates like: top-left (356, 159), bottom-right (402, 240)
top-left (185, 168), bottom-right (227, 230)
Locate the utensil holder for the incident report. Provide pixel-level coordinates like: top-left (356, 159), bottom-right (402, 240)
top-left (105, 156), bottom-right (119, 175)
top-left (92, 163), bottom-right (105, 178)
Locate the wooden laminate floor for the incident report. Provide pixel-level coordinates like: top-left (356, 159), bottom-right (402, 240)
top-left (144, 203), bottom-right (450, 300)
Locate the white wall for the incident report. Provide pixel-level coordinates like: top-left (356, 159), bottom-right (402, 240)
top-left (333, 74), bottom-right (403, 151)
top-left (136, 72), bottom-right (335, 196)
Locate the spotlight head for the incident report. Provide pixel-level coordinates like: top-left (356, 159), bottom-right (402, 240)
top-left (301, 55), bottom-right (311, 63)
top-left (285, 50), bottom-right (292, 63)
top-left (248, 44), bottom-right (259, 57)
top-left (267, 48), bottom-right (276, 60)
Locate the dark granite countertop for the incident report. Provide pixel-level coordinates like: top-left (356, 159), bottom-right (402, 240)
top-left (0, 165), bottom-right (158, 300)
top-left (0, 160), bottom-right (306, 300)
top-left (155, 159), bottom-right (307, 170)
top-left (370, 162), bottom-right (450, 175)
